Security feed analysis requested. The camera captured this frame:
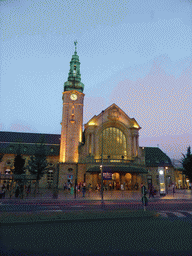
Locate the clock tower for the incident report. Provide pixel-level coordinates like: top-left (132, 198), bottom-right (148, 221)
top-left (60, 41), bottom-right (85, 163)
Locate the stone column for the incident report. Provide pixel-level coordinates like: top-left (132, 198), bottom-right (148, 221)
top-left (135, 135), bottom-right (138, 157)
top-left (131, 136), bottom-right (134, 158)
top-left (91, 133), bottom-right (94, 155)
top-left (87, 133), bottom-right (90, 155)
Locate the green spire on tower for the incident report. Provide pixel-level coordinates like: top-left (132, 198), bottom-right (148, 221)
top-left (74, 40), bottom-right (77, 53)
top-left (64, 41), bottom-right (84, 93)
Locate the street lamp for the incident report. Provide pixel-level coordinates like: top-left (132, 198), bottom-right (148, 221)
top-left (101, 110), bottom-right (104, 204)
top-left (74, 163), bottom-right (78, 199)
top-left (52, 162), bottom-right (59, 199)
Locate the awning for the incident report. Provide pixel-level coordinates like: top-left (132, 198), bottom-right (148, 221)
top-left (86, 165), bottom-right (148, 174)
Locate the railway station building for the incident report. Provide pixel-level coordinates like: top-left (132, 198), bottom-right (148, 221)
top-left (0, 44), bottom-right (176, 193)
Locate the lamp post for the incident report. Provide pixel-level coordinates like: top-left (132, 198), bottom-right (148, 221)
top-left (52, 162), bottom-right (59, 199)
top-left (101, 110), bottom-right (104, 204)
top-left (74, 163), bottom-right (78, 199)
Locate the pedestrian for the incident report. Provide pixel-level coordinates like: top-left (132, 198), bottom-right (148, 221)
top-left (172, 183), bottom-right (175, 196)
top-left (26, 184), bottom-right (31, 197)
top-left (82, 185), bottom-right (86, 197)
top-left (140, 182), bottom-right (144, 193)
top-left (2, 184), bottom-right (6, 198)
top-left (15, 184), bottom-right (20, 198)
top-left (9, 183), bottom-right (13, 198)
top-left (77, 183), bottom-right (80, 193)
top-left (87, 183), bottom-right (91, 197)
top-left (70, 185), bottom-right (74, 195)
top-left (63, 183), bottom-right (67, 190)
top-left (149, 184), bottom-right (154, 198)
top-left (20, 184), bottom-right (24, 199)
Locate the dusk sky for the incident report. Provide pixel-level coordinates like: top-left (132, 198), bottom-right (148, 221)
top-left (1, 0), bottom-right (192, 160)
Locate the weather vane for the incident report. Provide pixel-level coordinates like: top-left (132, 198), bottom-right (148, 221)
top-left (74, 40), bottom-right (78, 52)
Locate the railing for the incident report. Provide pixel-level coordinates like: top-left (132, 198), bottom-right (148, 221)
top-left (13, 174), bottom-right (37, 180)
top-left (82, 158), bottom-right (145, 165)
top-left (95, 159), bottom-right (131, 164)
top-left (0, 174), bottom-right (13, 180)
top-left (0, 174), bottom-right (37, 180)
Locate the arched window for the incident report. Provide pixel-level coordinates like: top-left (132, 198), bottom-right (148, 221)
top-left (99, 127), bottom-right (127, 159)
top-left (47, 170), bottom-right (53, 183)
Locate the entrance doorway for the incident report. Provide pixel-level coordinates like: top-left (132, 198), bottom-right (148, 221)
top-left (125, 173), bottom-right (132, 190)
top-left (112, 173), bottom-right (120, 190)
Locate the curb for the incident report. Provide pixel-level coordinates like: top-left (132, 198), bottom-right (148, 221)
top-left (0, 209), bottom-right (160, 225)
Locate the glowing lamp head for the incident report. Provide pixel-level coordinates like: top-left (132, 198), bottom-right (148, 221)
top-left (159, 170), bottom-right (164, 175)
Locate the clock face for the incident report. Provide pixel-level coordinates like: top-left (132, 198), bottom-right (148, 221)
top-left (70, 93), bottom-right (77, 101)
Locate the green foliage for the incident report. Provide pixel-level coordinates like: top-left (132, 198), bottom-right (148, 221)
top-left (27, 141), bottom-right (48, 181)
top-left (181, 146), bottom-right (192, 183)
top-left (13, 154), bottom-right (25, 175)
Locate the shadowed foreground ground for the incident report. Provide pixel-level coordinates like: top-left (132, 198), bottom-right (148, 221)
top-left (0, 209), bottom-right (191, 255)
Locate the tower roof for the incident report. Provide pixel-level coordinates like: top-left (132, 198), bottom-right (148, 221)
top-left (64, 41), bottom-right (85, 93)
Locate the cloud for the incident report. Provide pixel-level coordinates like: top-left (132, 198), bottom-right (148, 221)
top-left (9, 121), bottom-right (38, 133)
top-left (109, 56), bottom-right (192, 137)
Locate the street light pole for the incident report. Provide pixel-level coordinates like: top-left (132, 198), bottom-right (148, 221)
top-left (74, 163), bottom-right (78, 199)
top-left (101, 110), bottom-right (104, 205)
top-left (53, 162), bottom-right (59, 199)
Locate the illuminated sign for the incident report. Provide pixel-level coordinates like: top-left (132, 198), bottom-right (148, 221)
top-left (103, 172), bottom-right (112, 180)
top-left (158, 167), bottom-right (166, 195)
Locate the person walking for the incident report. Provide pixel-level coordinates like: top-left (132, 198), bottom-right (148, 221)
top-left (82, 184), bottom-right (86, 197)
top-left (15, 184), bottom-right (20, 198)
top-left (20, 183), bottom-right (24, 199)
top-left (26, 184), bottom-right (31, 197)
top-left (87, 183), bottom-right (91, 197)
top-left (1, 184), bottom-right (6, 199)
top-left (70, 185), bottom-right (74, 195)
top-left (172, 183), bottom-right (175, 197)
top-left (8, 183), bottom-right (13, 198)
top-left (149, 184), bottom-right (154, 198)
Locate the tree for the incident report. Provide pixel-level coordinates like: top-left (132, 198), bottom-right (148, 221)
top-left (13, 152), bottom-right (25, 198)
top-left (181, 146), bottom-right (192, 183)
top-left (27, 140), bottom-right (49, 196)
top-left (13, 154), bottom-right (25, 175)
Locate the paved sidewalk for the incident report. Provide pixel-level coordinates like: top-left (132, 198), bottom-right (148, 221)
top-left (0, 189), bottom-right (192, 225)
top-left (1, 188), bottom-right (192, 202)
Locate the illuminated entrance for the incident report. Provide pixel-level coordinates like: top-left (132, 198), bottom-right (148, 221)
top-left (86, 166), bottom-right (147, 191)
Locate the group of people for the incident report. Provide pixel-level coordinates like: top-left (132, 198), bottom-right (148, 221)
top-left (0, 183), bottom-right (31, 199)
top-left (64, 182), bottom-right (88, 197)
top-left (0, 184), bottom-right (6, 198)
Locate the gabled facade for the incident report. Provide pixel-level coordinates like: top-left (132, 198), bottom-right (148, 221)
top-left (80, 103), bottom-right (141, 161)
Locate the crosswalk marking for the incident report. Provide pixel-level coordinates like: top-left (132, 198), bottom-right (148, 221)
top-left (158, 212), bottom-right (168, 218)
top-left (172, 212), bottom-right (186, 217)
top-left (159, 211), bottom-right (192, 218)
top-left (179, 211), bottom-right (192, 215)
